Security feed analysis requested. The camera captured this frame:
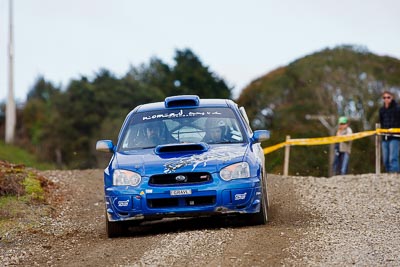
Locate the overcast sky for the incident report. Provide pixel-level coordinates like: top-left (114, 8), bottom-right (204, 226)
top-left (0, 0), bottom-right (399, 103)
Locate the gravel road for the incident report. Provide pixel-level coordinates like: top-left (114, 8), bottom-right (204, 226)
top-left (1, 170), bottom-right (399, 266)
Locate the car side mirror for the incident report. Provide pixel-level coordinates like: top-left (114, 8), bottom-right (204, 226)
top-left (252, 130), bottom-right (270, 143)
top-left (96, 140), bottom-right (115, 153)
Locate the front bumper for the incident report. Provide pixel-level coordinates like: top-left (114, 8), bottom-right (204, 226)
top-left (105, 176), bottom-right (262, 222)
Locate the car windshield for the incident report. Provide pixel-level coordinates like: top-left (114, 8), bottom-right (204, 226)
top-left (118, 107), bottom-right (245, 150)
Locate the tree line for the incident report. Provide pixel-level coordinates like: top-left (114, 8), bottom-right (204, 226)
top-left (237, 45), bottom-right (400, 176)
top-left (1, 45), bottom-right (400, 176)
top-left (0, 48), bottom-right (231, 169)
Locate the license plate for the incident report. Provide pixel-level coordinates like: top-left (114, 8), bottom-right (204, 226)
top-left (170, 189), bottom-right (192, 196)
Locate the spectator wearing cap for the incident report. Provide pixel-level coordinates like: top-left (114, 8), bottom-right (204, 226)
top-left (332, 116), bottom-right (353, 175)
top-left (379, 91), bottom-right (400, 173)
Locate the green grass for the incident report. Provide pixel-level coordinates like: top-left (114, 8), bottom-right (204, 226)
top-left (22, 173), bottom-right (45, 201)
top-left (0, 195), bottom-right (23, 217)
top-left (0, 141), bottom-right (54, 170)
top-left (0, 163), bottom-right (52, 241)
top-left (0, 194), bottom-right (50, 241)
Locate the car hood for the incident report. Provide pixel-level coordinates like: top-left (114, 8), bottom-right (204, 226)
top-left (114, 144), bottom-right (248, 176)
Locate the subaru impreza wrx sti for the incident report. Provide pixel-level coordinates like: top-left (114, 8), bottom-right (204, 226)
top-left (96, 95), bottom-right (270, 237)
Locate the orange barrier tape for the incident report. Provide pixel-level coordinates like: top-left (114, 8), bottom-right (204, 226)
top-left (263, 128), bottom-right (400, 155)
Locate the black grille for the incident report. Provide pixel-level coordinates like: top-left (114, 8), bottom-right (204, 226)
top-left (149, 172), bottom-right (212, 185)
top-left (185, 196), bottom-right (215, 206)
top-left (147, 196), bottom-right (216, 208)
top-left (148, 198), bottom-right (178, 208)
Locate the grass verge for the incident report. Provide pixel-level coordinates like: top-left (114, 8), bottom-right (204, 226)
top-left (0, 141), bottom-right (54, 170)
top-left (0, 160), bottom-right (55, 241)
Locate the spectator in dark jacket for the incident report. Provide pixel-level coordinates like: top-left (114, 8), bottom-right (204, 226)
top-left (379, 91), bottom-right (400, 172)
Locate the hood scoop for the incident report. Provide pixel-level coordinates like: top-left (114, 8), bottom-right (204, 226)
top-left (155, 142), bottom-right (209, 154)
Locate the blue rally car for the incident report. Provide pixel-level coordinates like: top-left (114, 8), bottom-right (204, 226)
top-left (96, 95), bottom-right (270, 237)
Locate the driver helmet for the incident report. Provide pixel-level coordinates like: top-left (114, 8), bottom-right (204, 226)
top-left (145, 121), bottom-right (162, 138)
top-left (205, 118), bottom-right (227, 139)
top-left (205, 117), bottom-right (226, 129)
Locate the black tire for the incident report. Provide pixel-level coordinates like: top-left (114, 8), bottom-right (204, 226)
top-left (106, 216), bottom-right (128, 238)
top-left (248, 176), bottom-right (269, 225)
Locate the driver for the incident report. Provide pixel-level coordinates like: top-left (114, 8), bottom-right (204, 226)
top-left (137, 121), bottom-right (163, 147)
top-left (203, 118), bottom-right (229, 143)
top-left (146, 122), bottom-right (161, 142)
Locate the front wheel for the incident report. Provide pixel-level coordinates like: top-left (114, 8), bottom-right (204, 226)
top-left (247, 178), bottom-right (269, 225)
top-left (106, 215), bottom-right (128, 238)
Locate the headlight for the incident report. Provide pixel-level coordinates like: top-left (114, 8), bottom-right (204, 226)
top-left (113, 170), bottom-right (141, 186)
top-left (220, 162), bottom-right (250, 181)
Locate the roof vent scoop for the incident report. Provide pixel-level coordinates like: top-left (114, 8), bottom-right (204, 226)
top-left (164, 95), bottom-right (200, 108)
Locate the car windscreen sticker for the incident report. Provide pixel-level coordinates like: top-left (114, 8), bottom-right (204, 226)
top-left (142, 109), bottom-right (223, 121)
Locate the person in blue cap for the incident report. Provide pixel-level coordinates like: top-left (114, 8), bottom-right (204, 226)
top-left (332, 116), bottom-right (353, 175)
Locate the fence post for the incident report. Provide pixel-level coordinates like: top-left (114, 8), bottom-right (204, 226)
top-left (376, 123), bottom-right (381, 174)
top-left (283, 135), bottom-right (290, 176)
